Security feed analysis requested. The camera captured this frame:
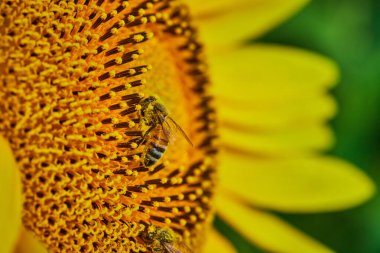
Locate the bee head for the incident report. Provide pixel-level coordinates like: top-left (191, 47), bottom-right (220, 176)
top-left (140, 96), bottom-right (157, 111)
top-left (140, 96), bottom-right (169, 126)
top-left (141, 226), bottom-right (157, 243)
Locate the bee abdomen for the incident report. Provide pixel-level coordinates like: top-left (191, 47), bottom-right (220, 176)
top-left (143, 143), bottom-right (167, 167)
top-left (151, 142), bottom-right (166, 153)
top-left (148, 146), bottom-right (164, 159)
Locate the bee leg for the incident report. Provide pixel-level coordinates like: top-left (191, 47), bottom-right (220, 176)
top-left (137, 125), bottom-right (155, 147)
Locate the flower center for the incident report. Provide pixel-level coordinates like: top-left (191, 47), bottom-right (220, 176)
top-left (0, 0), bottom-right (217, 252)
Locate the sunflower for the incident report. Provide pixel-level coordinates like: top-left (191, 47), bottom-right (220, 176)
top-left (1, 0), bottom-right (216, 252)
top-left (0, 1), bottom-right (375, 253)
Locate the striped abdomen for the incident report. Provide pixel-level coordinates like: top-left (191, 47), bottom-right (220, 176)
top-left (143, 127), bottom-right (170, 167)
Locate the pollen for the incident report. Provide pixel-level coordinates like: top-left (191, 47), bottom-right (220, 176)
top-left (0, 0), bottom-right (217, 252)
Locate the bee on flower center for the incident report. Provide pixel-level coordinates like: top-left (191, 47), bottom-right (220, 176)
top-left (142, 227), bottom-right (193, 253)
top-left (138, 96), bottom-right (192, 167)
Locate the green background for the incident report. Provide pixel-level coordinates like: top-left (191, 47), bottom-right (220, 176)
top-left (215, 0), bottom-right (380, 252)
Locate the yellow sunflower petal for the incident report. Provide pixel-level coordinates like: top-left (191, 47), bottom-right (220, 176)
top-left (221, 125), bottom-right (334, 157)
top-left (0, 136), bottom-right (22, 253)
top-left (188, 0), bottom-right (256, 16)
top-left (14, 228), bottom-right (48, 253)
top-left (219, 94), bottom-right (337, 131)
top-left (211, 44), bottom-right (339, 103)
top-left (219, 153), bottom-right (375, 212)
top-left (203, 228), bottom-right (237, 253)
top-left (189, 0), bottom-right (310, 51)
top-left (217, 195), bottom-right (334, 253)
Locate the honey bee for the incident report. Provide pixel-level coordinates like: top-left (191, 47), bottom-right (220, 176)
top-left (142, 227), bottom-right (193, 253)
top-left (138, 96), bottom-right (192, 167)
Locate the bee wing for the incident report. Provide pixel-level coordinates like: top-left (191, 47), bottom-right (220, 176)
top-left (154, 107), bottom-right (172, 140)
top-left (152, 107), bottom-right (192, 146)
top-left (162, 242), bottom-right (193, 253)
top-left (166, 116), bottom-right (193, 146)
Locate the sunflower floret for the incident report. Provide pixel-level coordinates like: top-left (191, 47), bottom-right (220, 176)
top-left (0, 0), bottom-right (217, 252)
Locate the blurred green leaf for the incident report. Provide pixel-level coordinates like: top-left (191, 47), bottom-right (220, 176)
top-left (214, 216), bottom-right (264, 253)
